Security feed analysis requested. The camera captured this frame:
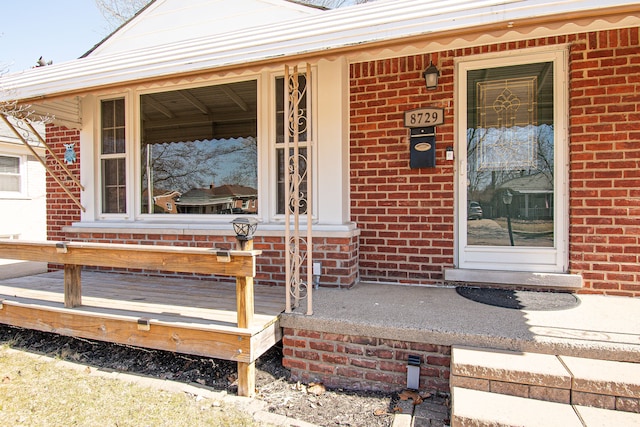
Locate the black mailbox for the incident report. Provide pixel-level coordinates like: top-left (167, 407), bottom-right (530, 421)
top-left (409, 126), bottom-right (436, 168)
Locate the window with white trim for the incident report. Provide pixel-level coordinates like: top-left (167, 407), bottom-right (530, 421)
top-left (139, 80), bottom-right (258, 215)
top-left (94, 72), bottom-right (319, 222)
top-left (100, 98), bottom-right (127, 214)
top-left (0, 155), bottom-right (20, 192)
top-left (275, 73), bottom-right (310, 215)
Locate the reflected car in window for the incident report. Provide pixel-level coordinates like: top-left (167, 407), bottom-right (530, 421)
top-left (468, 201), bottom-right (483, 220)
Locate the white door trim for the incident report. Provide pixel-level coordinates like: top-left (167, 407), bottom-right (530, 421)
top-left (453, 47), bottom-right (570, 273)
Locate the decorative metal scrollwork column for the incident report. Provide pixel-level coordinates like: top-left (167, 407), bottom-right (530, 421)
top-left (284, 64), bottom-right (313, 315)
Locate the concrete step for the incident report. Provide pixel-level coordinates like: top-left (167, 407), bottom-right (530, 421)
top-left (451, 346), bottom-right (640, 411)
top-left (451, 387), bottom-right (640, 427)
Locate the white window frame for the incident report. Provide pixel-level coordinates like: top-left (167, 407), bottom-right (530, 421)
top-left (83, 63), bottom-right (353, 231)
top-left (0, 154), bottom-right (23, 196)
top-left (97, 95), bottom-right (131, 219)
top-left (269, 66), bottom-right (318, 222)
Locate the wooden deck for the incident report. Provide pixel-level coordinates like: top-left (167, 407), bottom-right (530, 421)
top-left (0, 270), bottom-right (284, 391)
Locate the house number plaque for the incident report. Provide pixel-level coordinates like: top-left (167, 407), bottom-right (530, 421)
top-left (404, 107), bottom-right (445, 128)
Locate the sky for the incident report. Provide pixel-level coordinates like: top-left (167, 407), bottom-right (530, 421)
top-left (0, 1), bottom-right (111, 74)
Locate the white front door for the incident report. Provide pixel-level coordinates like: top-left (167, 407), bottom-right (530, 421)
top-left (456, 48), bottom-right (568, 273)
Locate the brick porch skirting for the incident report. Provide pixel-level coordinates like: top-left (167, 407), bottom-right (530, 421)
top-left (282, 327), bottom-right (451, 393)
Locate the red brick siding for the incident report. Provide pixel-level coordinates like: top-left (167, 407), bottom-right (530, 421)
top-left (568, 28), bottom-right (640, 296)
top-left (282, 328), bottom-right (451, 392)
top-left (350, 28), bottom-right (640, 296)
top-left (46, 125), bottom-right (81, 241)
top-left (350, 53), bottom-right (455, 286)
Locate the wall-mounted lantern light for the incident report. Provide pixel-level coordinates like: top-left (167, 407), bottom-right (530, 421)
top-left (423, 61), bottom-right (440, 90)
top-left (232, 217), bottom-right (258, 250)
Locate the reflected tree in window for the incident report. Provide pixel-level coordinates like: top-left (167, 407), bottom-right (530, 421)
top-left (140, 80), bottom-right (257, 215)
top-left (466, 62), bottom-right (555, 247)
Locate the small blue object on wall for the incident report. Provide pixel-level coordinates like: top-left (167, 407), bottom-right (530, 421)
top-left (64, 143), bottom-right (76, 165)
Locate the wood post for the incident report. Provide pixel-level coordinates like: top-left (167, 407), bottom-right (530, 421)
top-left (236, 275), bottom-right (254, 329)
top-left (237, 361), bottom-right (256, 398)
top-left (235, 237), bottom-right (254, 329)
top-left (235, 237), bottom-right (256, 397)
top-left (64, 264), bottom-right (82, 308)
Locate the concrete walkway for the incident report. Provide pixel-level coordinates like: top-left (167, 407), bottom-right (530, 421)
top-left (285, 282), bottom-right (640, 362)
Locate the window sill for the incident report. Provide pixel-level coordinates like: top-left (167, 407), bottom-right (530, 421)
top-left (64, 221), bottom-right (360, 238)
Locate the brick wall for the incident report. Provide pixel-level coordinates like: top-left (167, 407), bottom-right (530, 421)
top-left (282, 327), bottom-right (451, 393)
top-left (567, 28), bottom-right (640, 296)
top-left (350, 27), bottom-right (640, 296)
top-left (350, 53), bottom-right (455, 286)
top-left (46, 125), bottom-right (81, 241)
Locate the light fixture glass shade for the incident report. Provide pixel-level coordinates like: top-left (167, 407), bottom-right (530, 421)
top-left (231, 217), bottom-right (258, 241)
top-left (423, 61), bottom-right (440, 90)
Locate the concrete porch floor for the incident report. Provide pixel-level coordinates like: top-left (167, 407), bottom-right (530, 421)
top-left (281, 282), bottom-right (640, 362)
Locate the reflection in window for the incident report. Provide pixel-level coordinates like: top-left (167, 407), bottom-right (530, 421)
top-left (140, 81), bottom-right (257, 215)
top-left (466, 62), bottom-right (555, 247)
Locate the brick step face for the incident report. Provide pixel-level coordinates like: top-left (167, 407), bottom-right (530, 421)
top-left (451, 346), bottom-right (640, 413)
top-left (451, 387), bottom-right (640, 427)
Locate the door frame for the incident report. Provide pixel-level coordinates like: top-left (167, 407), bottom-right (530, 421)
top-left (453, 46), bottom-right (570, 274)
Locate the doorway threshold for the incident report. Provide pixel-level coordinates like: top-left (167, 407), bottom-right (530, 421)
top-left (444, 268), bottom-right (583, 290)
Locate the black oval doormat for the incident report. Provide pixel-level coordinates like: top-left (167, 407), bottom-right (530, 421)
top-left (456, 287), bottom-right (580, 311)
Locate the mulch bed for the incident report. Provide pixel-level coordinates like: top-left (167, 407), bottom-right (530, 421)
top-left (0, 325), bottom-right (411, 426)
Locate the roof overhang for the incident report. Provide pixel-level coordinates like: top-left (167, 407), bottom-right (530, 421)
top-left (1, 0), bottom-right (639, 127)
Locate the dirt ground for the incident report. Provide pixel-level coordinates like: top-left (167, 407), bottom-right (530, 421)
top-left (0, 325), bottom-right (445, 426)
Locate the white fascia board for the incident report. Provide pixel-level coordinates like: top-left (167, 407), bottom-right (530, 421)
top-left (1, 0), bottom-right (638, 104)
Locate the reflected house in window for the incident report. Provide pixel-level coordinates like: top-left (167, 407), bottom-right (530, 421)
top-left (499, 173), bottom-right (553, 220)
top-left (152, 190), bottom-right (181, 214)
top-left (166, 184), bottom-right (257, 215)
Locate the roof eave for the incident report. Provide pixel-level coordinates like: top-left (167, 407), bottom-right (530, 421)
top-left (4, 3), bottom-right (639, 107)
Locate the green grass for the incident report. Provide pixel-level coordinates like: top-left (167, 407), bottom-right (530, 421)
top-left (0, 347), bottom-right (264, 427)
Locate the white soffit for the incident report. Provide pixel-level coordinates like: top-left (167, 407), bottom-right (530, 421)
top-left (1, 0), bottom-right (639, 104)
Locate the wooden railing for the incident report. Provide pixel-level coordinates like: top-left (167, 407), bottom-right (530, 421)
top-left (0, 239), bottom-right (265, 396)
top-left (0, 240), bottom-right (260, 329)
